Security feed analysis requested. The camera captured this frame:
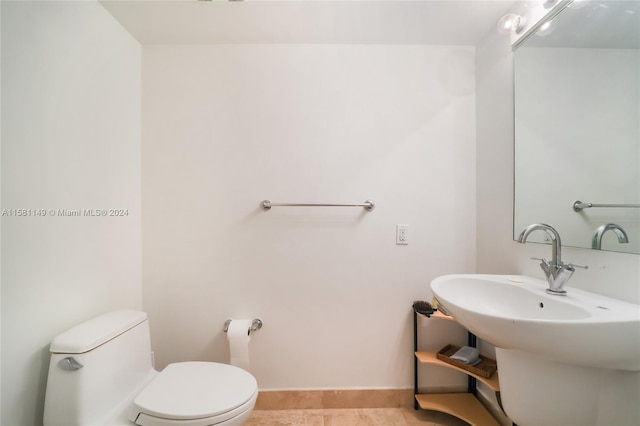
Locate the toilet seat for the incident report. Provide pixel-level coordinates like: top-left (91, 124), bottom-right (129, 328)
top-left (130, 362), bottom-right (258, 426)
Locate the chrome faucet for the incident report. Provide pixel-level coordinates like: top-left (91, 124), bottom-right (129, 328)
top-left (517, 223), bottom-right (588, 296)
top-left (592, 223), bottom-right (629, 250)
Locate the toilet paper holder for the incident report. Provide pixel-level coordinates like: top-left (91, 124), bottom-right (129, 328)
top-left (223, 319), bottom-right (263, 334)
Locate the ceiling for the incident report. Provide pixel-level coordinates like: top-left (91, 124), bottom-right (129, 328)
top-left (99, 0), bottom-right (517, 45)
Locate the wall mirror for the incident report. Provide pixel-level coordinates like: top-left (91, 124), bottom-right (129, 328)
top-left (513, 0), bottom-right (640, 254)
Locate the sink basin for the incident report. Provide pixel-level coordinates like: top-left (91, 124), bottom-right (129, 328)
top-left (431, 274), bottom-right (640, 370)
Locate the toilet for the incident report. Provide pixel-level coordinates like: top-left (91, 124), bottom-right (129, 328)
top-left (43, 310), bottom-right (258, 426)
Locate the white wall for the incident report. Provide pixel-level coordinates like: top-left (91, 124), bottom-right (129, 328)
top-left (142, 44), bottom-right (477, 390)
top-left (0, 0), bottom-right (3, 414)
top-left (475, 24), bottom-right (521, 278)
top-left (1, 2), bottom-right (142, 425)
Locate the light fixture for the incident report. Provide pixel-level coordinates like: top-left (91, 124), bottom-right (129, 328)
top-left (536, 19), bottom-right (557, 36)
top-left (497, 13), bottom-right (527, 35)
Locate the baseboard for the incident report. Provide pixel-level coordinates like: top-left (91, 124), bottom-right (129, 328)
top-left (255, 389), bottom-right (414, 410)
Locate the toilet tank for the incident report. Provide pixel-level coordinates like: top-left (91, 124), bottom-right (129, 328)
top-left (43, 310), bottom-right (157, 426)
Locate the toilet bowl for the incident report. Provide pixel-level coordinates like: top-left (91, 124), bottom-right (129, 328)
top-left (43, 310), bottom-right (258, 426)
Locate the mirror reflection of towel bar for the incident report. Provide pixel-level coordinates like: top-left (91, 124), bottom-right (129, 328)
top-left (573, 201), bottom-right (640, 212)
top-left (261, 200), bottom-right (375, 211)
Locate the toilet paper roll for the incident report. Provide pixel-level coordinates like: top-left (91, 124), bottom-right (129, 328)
top-left (227, 319), bottom-right (252, 372)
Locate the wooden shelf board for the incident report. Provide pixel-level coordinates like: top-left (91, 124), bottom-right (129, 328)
top-left (416, 310), bottom-right (455, 321)
top-left (415, 393), bottom-right (500, 426)
top-left (415, 351), bottom-right (500, 391)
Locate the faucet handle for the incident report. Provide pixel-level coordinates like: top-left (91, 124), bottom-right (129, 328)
top-left (567, 262), bottom-right (588, 270)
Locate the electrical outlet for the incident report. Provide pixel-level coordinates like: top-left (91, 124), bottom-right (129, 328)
top-left (396, 224), bottom-right (409, 245)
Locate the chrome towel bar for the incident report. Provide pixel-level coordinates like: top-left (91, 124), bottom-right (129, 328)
top-left (261, 200), bottom-right (375, 211)
top-left (573, 200), bottom-right (640, 212)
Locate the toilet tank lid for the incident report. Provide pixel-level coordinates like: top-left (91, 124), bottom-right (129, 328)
top-left (50, 310), bottom-right (148, 354)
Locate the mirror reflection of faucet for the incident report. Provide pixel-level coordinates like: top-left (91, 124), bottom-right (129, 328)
top-left (592, 223), bottom-right (629, 250)
top-left (517, 223), bottom-right (588, 296)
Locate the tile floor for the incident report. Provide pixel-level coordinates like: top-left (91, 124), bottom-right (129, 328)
top-left (246, 408), bottom-right (470, 426)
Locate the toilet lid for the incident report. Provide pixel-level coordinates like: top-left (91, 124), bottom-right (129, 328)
top-left (132, 362), bottom-right (257, 421)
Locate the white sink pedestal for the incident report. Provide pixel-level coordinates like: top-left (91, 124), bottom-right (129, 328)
top-left (496, 348), bottom-right (640, 425)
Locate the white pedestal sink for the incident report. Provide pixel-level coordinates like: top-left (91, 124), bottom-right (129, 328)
top-left (431, 274), bottom-right (640, 425)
